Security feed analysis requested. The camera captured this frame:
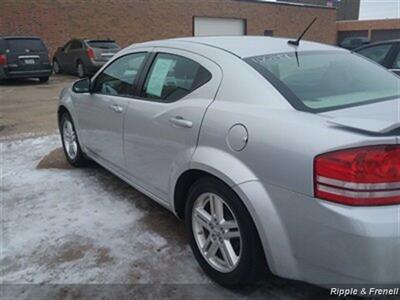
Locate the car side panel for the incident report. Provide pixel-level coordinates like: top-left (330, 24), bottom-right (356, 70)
top-left (123, 47), bottom-right (223, 201)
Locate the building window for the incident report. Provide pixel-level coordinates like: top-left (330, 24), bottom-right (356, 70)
top-left (264, 30), bottom-right (274, 36)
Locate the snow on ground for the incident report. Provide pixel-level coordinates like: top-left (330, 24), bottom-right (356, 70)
top-left (1, 136), bottom-right (208, 284)
top-left (1, 135), bottom-right (341, 299)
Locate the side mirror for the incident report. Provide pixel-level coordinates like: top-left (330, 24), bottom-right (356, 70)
top-left (72, 78), bottom-right (91, 93)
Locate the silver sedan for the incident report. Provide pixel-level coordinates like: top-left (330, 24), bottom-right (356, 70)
top-left (58, 36), bottom-right (400, 287)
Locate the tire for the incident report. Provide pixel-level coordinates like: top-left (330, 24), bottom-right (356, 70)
top-left (53, 59), bottom-right (62, 74)
top-left (39, 77), bottom-right (49, 83)
top-left (76, 61), bottom-right (86, 78)
top-left (185, 176), bottom-right (265, 287)
top-left (60, 112), bottom-right (89, 167)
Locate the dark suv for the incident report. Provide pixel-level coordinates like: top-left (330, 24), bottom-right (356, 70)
top-left (53, 39), bottom-right (120, 78)
top-left (0, 36), bottom-right (52, 82)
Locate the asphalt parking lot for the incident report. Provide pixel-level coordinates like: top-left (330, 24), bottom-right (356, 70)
top-left (1, 76), bottom-right (364, 299)
top-left (0, 76), bottom-right (78, 139)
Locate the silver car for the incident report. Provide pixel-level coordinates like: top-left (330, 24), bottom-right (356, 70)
top-left (58, 36), bottom-right (400, 287)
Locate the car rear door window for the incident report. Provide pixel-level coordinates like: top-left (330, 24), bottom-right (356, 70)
top-left (6, 39), bottom-right (46, 53)
top-left (92, 52), bottom-right (147, 97)
top-left (357, 43), bottom-right (392, 64)
top-left (142, 53), bottom-right (211, 102)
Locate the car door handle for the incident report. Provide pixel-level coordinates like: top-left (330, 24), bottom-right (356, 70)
top-left (169, 116), bottom-right (193, 128)
top-left (109, 104), bottom-right (123, 113)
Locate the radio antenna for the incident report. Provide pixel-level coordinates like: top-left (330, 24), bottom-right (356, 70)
top-left (288, 17), bottom-right (317, 47)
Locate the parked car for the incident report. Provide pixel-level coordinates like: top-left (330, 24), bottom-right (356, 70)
top-left (53, 39), bottom-right (120, 78)
top-left (355, 39), bottom-right (400, 76)
top-left (0, 36), bottom-right (52, 82)
top-left (58, 36), bottom-right (400, 287)
top-left (338, 36), bottom-right (369, 50)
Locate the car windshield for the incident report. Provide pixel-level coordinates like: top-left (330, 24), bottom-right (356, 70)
top-left (6, 38), bottom-right (46, 53)
top-left (245, 50), bottom-right (400, 112)
top-left (87, 41), bottom-right (119, 49)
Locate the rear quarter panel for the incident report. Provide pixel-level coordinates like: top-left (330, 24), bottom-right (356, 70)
top-left (196, 100), bottom-right (397, 196)
top-left (192, 63), bottom-right (397, 278)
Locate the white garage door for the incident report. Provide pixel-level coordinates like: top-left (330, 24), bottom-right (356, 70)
top-left (194, 17), bottom-right (246, 36)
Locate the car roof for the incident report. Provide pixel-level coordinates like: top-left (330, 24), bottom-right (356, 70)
top-left (354, 39), bottom-right (400, 51)
top-left (130, 36), bottom-right (344, 58)
top-left (84, 39), bottom-right (117, 43)
top-left (0, 36), bottom-right (42, 40)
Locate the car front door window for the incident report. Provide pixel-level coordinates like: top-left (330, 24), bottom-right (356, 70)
top-left (63, 42), bottom-right (72, 53)
top-left (93, 53), bottom-right (147, 97)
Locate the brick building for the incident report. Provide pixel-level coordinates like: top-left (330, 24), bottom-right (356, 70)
top-left (278, 0), bottom-right (360, 20)
top-left (1, 0), bottom-right (337, 54)
top-left (337, 19), bottom-right (400, 44)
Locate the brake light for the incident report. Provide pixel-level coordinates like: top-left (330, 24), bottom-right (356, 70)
top-left (314, 145), bottom-right (400, 206)
top-left (0, 54), bottom-right (7, 66)
top-left (87, 48), bottom-right (95, 59)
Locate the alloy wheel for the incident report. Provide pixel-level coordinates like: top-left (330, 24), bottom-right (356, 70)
top-left (192, 192), bottom-right (242, 273)
top-left (63, 120), bottom-right (78, 160)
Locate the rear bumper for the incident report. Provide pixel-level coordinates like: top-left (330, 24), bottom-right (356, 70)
top-left (1, 66), bottom-right (52, 79)
top-left (234, 181), bottom-right (400, 286)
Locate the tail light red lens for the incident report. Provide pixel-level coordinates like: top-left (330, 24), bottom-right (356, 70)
top-left (314, 145), bottom-right (400, 206)
top-left (0, 54), bottom-right (7, 66)
top-left (87, 48), bottom-right (95, 60)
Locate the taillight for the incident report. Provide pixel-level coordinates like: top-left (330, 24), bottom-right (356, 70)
top-left (87, 48), bottom-right (95, 60)
top-left (0, 54), bottom-right (7, 66)
top-left (314, 145), bottom-right (400, 206)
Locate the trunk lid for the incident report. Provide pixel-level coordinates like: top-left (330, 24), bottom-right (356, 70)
top-left (321, 99), bottom-right (400, 137)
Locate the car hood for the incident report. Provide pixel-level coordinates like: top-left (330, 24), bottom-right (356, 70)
top-left (320, 99), bottom-right (400, 134)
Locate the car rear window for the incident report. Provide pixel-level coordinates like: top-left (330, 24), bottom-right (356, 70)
top-left (244, 50), bottom-right (400, 113)
top-left (5, 38), bottom-right (46, 53)
top-left (87, 41), bottom-right (119, 49)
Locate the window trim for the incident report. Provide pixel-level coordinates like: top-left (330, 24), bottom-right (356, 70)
top-left (134, 51), bottom-right (213, 104)
top-left (90, 51), bottom-right (149, 99)
top-left (244, 50), bottom-right (400, 113)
